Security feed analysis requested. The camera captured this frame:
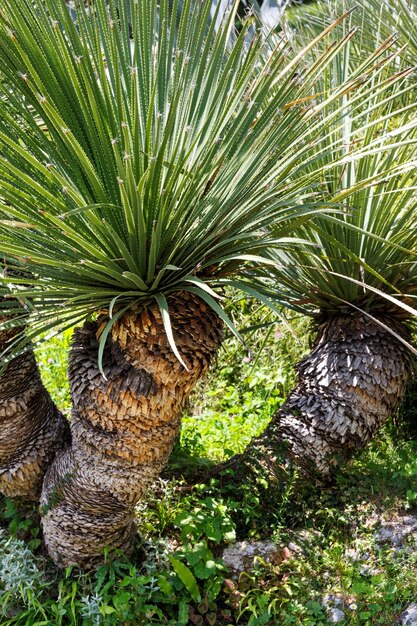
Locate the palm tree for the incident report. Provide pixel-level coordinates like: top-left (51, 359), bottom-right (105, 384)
top-left (0, 265), bottom-right (69, 500)
top-left (205, 11), bottom-right (417, 486)
top-left (0, 0), bottom-right (414, 566)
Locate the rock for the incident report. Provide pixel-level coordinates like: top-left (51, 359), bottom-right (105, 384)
top-left (327, 608), bottom-right (345, 623)
top-left (322, 594), bottom-right (333, 608)
top-left (287, 541), bottom-right (303, 554)
top-left (374, 515), bottom-right (417, 548)
top-left (344, 548), bottom-right (359, 561)
top-left (401, 603), bottom-right (417, 626)
top-left (375, 526), bottom-right (404, 546)
top-left (322, 594), bottom-right (343, 609)
top-left (222, 541), bottom-right (281, 575)
top-left (360, 565), bottom-right (380, 576)
top-left (294, 528), bottom-right (321, 544)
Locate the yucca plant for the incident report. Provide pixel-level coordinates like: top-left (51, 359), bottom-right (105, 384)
top-left (212, 12), bottom-right (417, 487)
top-left (0, 0), bottom-right (414, 565)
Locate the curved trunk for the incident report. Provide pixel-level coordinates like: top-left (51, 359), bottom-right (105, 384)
top-left (41, 293), bottom-right (223, 567)
top-left (203, 313), bottom-right (412, 484)
top-left (0, 323), bottom-right (70, 500)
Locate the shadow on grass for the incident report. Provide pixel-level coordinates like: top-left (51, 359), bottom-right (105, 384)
top-left (163, 418), bottom-right (417, 541)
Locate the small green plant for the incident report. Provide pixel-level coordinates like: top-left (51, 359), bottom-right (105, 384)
top-left (0, 530), bottom-right (45, 618)
top-left (0, 498), bottom-right (40, 552)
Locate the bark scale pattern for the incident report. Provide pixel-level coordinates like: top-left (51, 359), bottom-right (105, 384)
top-left (41, 293), bottom-right (223, 566)
top-left (0, 324), bottom-right (70, 500)
top-left (218, 313), bottom-right (413, 481)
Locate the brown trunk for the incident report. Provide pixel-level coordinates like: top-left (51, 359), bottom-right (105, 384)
top-left (40, 293), bottom-right (223, 567)
top-left (0, 323), bottom-right (70, 500)
top-left (203, 313), bottom-right (413, 485)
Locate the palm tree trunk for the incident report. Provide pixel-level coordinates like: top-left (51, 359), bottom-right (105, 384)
top-left (41, 293), bottom-right (223, 567)
top-left (203, 313), bottom-right (413, 485)
top-left (0, 322), bottom-right (70, 500)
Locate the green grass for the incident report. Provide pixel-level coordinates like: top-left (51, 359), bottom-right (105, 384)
top-left (35, 329), bottom-right (72, 418)
top-left (2, 305), bottom-right (417, 625)
top-left (179, 305), bottom-right (311, 462)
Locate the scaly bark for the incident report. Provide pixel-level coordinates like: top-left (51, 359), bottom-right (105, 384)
top-left (203, 313), bottom-right (413, 484)
top-left (41, 293), bottom-right (223, 567)
top-left (0, 322), bottom-right (70, 500)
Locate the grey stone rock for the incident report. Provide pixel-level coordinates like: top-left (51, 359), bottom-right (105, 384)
top-left (360, 565), bottom-right (380, 576)
top-left (375, 516), bottom-right (417, 548)
top-left (327, 608), bottom-right (345, 623)
top-left (287, 541), bottom-right (303, 554)
top-left (322, 594), bottom-right (343, 608)
top-left (222, 541), bottom-right (279, 575)
top-left (401, 603), bottom-right (417, 626)
top-left (375, 526), bottom-right (404, 545)
top-left (344, 548), bottom-right (360, 562)
top-left (322, 594), bottom-right (335, 608)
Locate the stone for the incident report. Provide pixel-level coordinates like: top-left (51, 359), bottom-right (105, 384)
top-left (287, 541), bottom-right (303, 554)
top-left (327, 608), bottom-right (345, 623)
top-left (344, 548), bottom-right (360, 562)
top-left (322, 594), bottom-right (343, 608)
top-left (360, 565), bottom-right (380, 576)
top-left (401, 603), bottom-right (417, 626)
top-left (222, 541), bottom-right (281, 575)
top-left (374, 515), bottom-right (417, 549)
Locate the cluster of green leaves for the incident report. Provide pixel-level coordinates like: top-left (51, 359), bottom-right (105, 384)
top-left (34, 327), bottom-right (72, 417)
top-left (256, 4), bottom-right (417, 319)
top-left (287, 0), bottom-right (417, 67)
top-left (0, 489), bottom-right (237, 625)
top-left (0, 0), bottom-right (361, 361)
